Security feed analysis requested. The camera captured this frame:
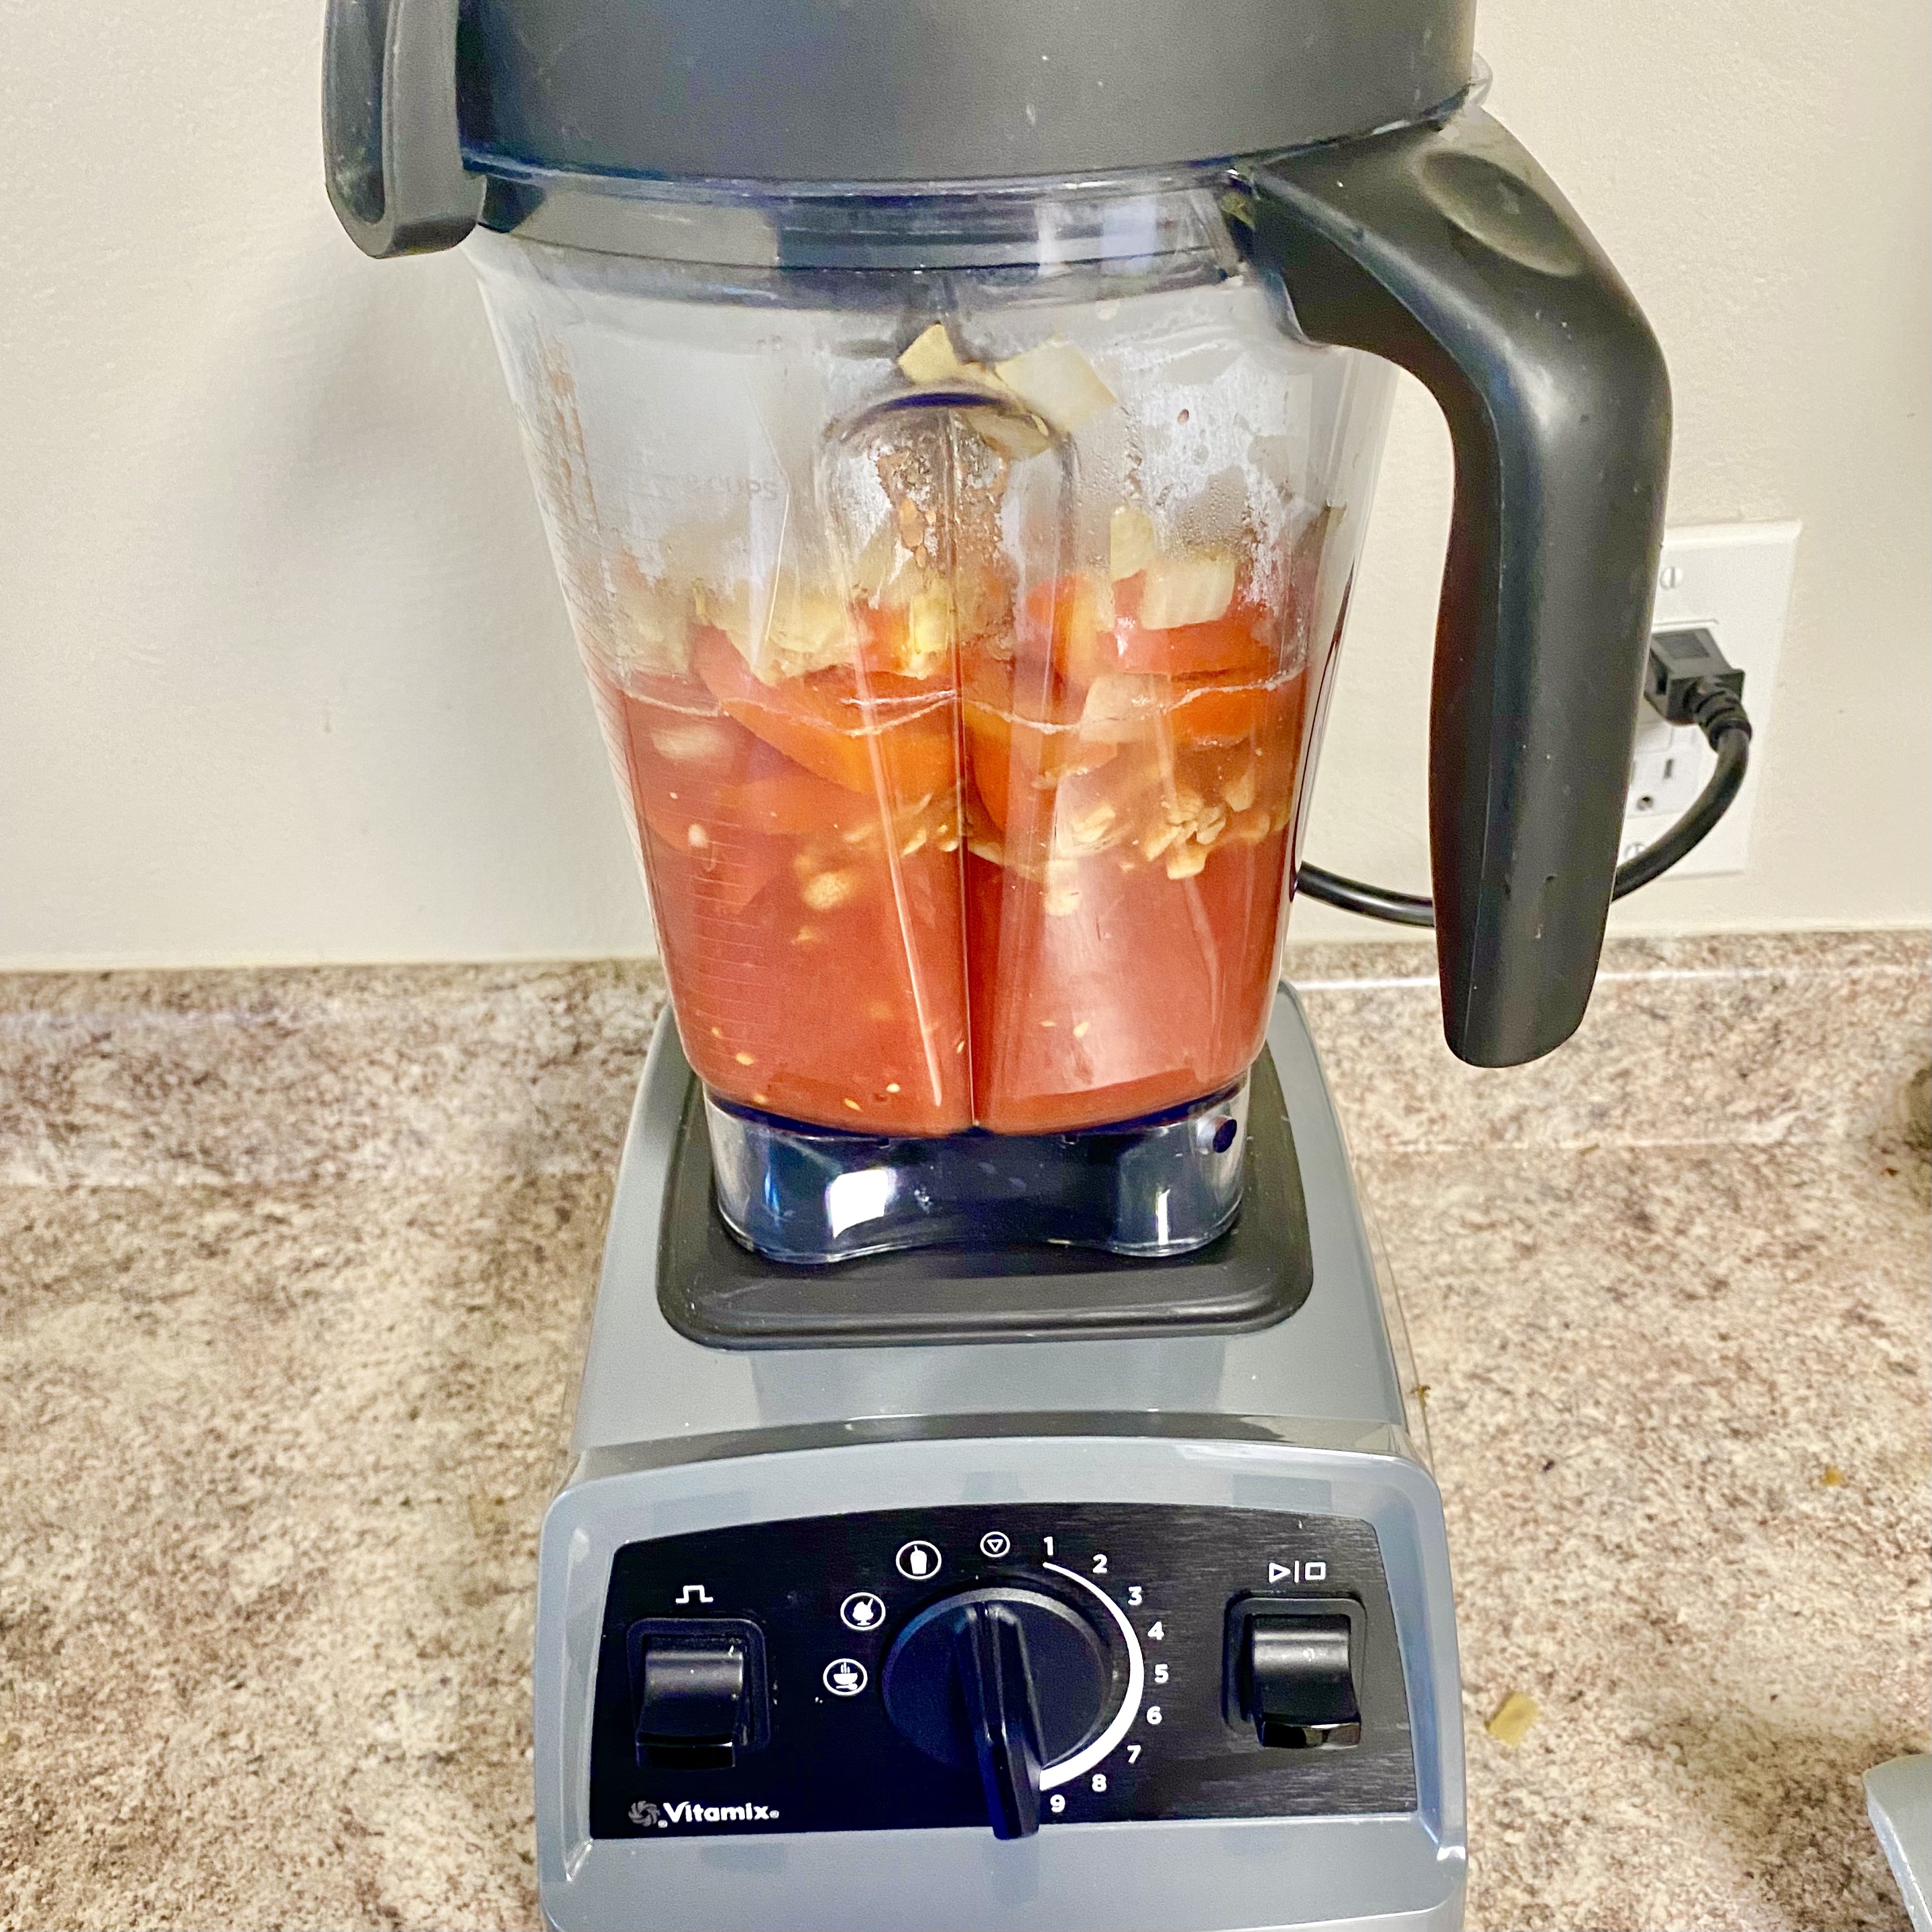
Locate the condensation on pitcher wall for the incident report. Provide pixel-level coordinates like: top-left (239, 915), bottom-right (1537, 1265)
top-left (0, 0), bottom-right (1927, 968)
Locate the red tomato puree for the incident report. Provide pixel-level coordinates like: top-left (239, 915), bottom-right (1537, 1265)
top-left (590, 573), bottom-right (1306, 1135)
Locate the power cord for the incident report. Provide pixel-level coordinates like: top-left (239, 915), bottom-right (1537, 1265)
top-left (1298, 628), bottom-right (1754, 928)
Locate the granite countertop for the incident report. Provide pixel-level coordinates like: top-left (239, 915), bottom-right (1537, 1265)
top-left (1, 931), bottom-right (1927, 1931)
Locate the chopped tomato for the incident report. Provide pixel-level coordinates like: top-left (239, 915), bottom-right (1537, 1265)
top-left (1166, 675), bottom-right (1273, 746)
top-left (691, 625), bottom-right (958, 801)
top-left (961, 648), bottom-right (1116, 831)
top-left (965, 817), bottom-right (1292, 1133)
top-left (1019, 574), bottom-right (1276, 687)
top-left (716, 761), bottom-right (878, 838)
top-left (587, 583), bottom-right (1308, 1140)
top-left (1111, 606), bottom-right (1274, 683)
top-left (1015, 575), bottom-right (1128, 689)
top-left (643, 817), bottom-right (787, 919)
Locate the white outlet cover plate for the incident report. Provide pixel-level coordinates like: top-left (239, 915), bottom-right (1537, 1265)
top-left (1620, 520), bottom-right (1801, 878)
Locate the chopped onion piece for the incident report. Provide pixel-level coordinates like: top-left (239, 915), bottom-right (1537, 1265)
top-left (897, 323), bottom-right (970, 385)
top-left (993, 339), bottom-right (1117, 435)
top-left (1109, 506), bottom-right (1159, 582)
top-left (1140, 553), bottom-right (1237, 630)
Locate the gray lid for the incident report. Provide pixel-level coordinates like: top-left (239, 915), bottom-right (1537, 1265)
top-left (325, 0), bottom-right (1475, 257)
top-left (459, 0), bottom-right (1475, 184)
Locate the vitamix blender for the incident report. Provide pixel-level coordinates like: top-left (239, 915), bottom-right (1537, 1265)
top-left (323, 3), bottom-right (1669, 1925)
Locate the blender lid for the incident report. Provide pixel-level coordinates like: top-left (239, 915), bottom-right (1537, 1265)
top-left (325, 0), bottom-right (1475, 256)
top-left (459, 0), bottom-right (1476, 184)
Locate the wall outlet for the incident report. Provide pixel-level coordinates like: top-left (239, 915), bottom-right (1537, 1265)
top-left (1620, 522), bottom-right (1801, 878)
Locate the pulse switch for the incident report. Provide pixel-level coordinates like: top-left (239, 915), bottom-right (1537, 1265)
top-left (625, 1617), bottom-right (770, 1768)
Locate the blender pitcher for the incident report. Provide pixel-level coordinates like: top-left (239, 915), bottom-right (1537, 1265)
top-left (325, 0), bottom-right (1669, 1263)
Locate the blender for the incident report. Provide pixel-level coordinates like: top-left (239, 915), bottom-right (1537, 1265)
top-left (323, 1), bottom-right (1668, 1926)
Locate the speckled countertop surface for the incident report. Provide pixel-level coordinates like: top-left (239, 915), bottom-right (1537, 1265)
top-left (1, 933), bottom-right (1927, 1931)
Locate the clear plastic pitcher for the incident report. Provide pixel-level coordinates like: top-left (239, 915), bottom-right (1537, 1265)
top-left (471, 182), bottom-right (1391, 1162)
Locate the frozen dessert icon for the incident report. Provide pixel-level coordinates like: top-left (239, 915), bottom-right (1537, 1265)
top-left (823, 1657), bottom-right (868, 1697)
top-left (896, 1540), bottom-right (942, 1580)
top-left (840, 1591), bottom-right (887, 1632)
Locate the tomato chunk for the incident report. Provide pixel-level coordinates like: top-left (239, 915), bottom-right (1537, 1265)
top-left (692, 625), bottom-right (958, 801)
top-left (1018, 574), bottom-right (1275, 687)
top-left (961, 647), bottom-right (1116, 832)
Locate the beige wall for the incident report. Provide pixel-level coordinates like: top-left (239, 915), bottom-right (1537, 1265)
top-left (2, 0), bottom-right (1926, 968)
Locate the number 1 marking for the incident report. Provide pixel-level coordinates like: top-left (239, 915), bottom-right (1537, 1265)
top-left (1043, 1535), bottom-right (1056, 1558)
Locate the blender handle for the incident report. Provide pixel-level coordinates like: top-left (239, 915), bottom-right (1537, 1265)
top-left (323, 0), bottom-right (481, 257)
top-left (1249, 110), bottom-right (1670, 1067)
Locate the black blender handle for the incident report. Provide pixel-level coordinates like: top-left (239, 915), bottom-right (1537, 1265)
top-left (1249, 109), bottom-right (1670, 1066)
top-left (323, 0), bottom-right (481, 257)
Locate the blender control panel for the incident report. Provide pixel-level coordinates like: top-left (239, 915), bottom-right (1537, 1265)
top-left (589, 1503), bottom-right (1416, 1839)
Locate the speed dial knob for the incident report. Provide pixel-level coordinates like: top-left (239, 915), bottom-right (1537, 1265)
top-left (880, 1584), bottom-right (1131, 1839)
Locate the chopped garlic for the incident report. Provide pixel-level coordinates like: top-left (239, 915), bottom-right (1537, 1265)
top-left (993, 339), bottom-right (1117, 435)
top-left (1073, 1020), bottom-right (1090, 1039)
top-left (800, 870), bottom-right (859, 912)
top-left (1056, 799), bottom-right (1118, 855)
top-left (734, 1051), bottom-right (755, 1066)
top-left (1109, 506), bottom-right (1159, 582)
top-left (650, 720), bottom-right (734, 766)
top-left (686, 823), bottom-right (709, 850)
top-left (1485, 1693), bottom-right (1540, 1748)
top-left (1140, 553), bottom-right (1237, 630)
top-left (1220, 763), bottom-right (1259, 813)
top-left (1165, 842), bottom-right (1208, 880)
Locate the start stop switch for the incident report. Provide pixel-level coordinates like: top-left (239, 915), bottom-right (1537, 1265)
top-left (1223, 1595), bottom-right (1364, 1749)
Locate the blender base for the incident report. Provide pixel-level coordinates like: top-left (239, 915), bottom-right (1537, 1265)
top-left (534, 986), bottom-right (1465, 1932)
top-left (662, 1043), bottom-right (1312, 1348)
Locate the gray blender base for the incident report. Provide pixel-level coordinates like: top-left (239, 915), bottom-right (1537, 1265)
top-left (1868, 1754), bottom-right (1932, 1932)
top-left (535, 988), bottom-right (1466, 1932)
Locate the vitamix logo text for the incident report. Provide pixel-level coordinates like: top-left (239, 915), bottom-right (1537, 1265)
top-left (628, 1799), bottom-right (781, 1831)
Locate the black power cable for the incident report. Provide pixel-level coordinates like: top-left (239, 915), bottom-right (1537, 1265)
top-left (1298, 628), bottom-right (1755, 929)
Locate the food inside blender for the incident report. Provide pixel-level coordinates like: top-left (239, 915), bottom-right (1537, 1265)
top-left (575, 327), bottom-right (1318, 1137)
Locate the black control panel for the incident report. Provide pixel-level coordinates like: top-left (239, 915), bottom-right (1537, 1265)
top-left (591, 1503), bottom-right (1416, 1839)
